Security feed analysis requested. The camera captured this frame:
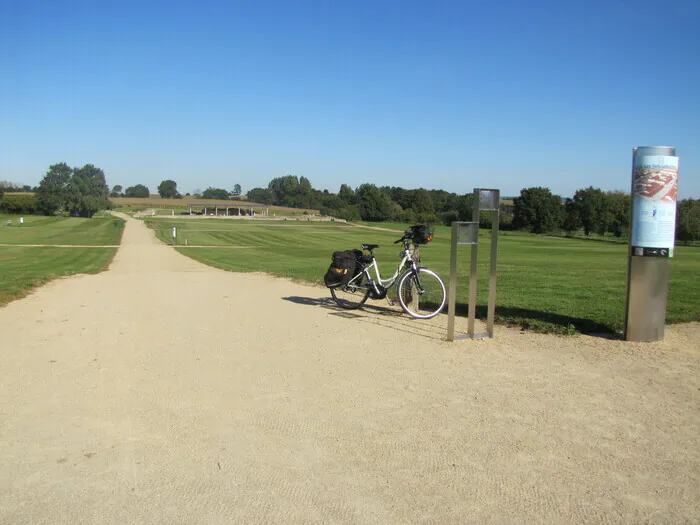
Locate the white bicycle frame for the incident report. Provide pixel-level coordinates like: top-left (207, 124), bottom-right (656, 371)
top-left (347, 248), bottom-right (414, 292)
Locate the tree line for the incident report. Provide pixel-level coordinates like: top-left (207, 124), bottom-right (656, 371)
top-left (1, 163), bottom-right (113, 217)
top-left (1, 167), bottom-right (698, 242)
top-left (511, 186), bottom-right (699, 243)
top-left (245, 175), bottom-right (700, 242)
top-left (107, 181), bottom-right (243, 200)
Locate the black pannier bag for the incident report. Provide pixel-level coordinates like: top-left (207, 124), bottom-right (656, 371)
top-left (357, 253), bottom-right (373, 265)
top-left (323, 250), bottom-right (358, 288)
top-left (406, 224), bottom-right (433, 244)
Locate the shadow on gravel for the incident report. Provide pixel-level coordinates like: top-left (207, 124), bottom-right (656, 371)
top-left (354, 315), bottom-right (448, 341)
top-left (476, 304), bottom-right (620, 338)
top-left (282, 295), bottom-right (448, 341)
top-left (282, 296), bottom-right (336, 308)
top-left (284, 296), bottom-right (620, 339)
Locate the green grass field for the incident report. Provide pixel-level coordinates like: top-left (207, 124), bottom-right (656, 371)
top-left (0, 214), bottom-right (124, 305)
top-left (0, 214), bottom-right (124, 245)
top-left (145, 218), bottom-right (700, 334)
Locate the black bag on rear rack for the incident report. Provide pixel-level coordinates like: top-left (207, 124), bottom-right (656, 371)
top-left (323, 250), bottom-right (358, 288)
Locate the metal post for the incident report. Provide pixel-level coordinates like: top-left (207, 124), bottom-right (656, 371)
top-left (172, 226), bottom-right (177, 246)
top-left (487, 189), bottom-right (500, 337)
top-left (447, 188), bottom-right (499, 342)
top-left (447, 221), bottom-right (478, 341)
top-left (468, 189), bottom-right (480, 336)
top-left (624, 146), bottom-right (678, 342)
top-left (447, 223), bottom-right (459, 341)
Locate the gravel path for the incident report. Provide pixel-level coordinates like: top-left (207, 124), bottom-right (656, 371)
top-left (1, 214), bottom-right (698, 524)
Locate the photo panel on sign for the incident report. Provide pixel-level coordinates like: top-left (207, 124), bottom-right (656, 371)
top-left (478, 189), bottom-right (499, 211)
top-left (457, 222), bottom-right (478, 245)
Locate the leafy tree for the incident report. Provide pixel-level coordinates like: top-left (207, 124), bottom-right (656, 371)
top-left (410, 189), bottom-right (436, 222)
top-left (247, 187), bottom-right (274, 204)
top-left (298, 176), bottom-right (313, 209)
top-left (512, 187), bottom-right (563, 234)
top-left (268, 175), bottom-right (296, 205)
top-left (318, 194), bottom-right (345, 212)
top-left (356, 183), bottom-right (392, 221)
top-left (457, 193), bottom-right (474, 221)
top-left (431, 190), bottom-right (460, 214)
top-left (499, 202), bottom-right (514, 230)
top-left (110, 184), bottom-right (123, 198)
top-left (338, 184), bottom-right (356, 205)
top-left (676, 198), bottom-right (700, 244)
top-left (267, 175), bottom-right (302, 207)
top-left (563, 198), bottom-right (582, 234)
top-left (65, 164), bottom-right (110, 217)
top-left (232, 184), bottom-right (242, 196)
top-left (400, 207), bottom-right (418, 224)
top-left (334, 204), bottom-right (362, 221)
top-left (440, 210), bottom-right (459, 226)
top-left (0, 194), bottom-right (37, 213)
top-left (567, 187), bottom-right (609, 236)
top-left (158, 179), bottom-right (180, 199)
top-left (605, 191), bottom-right (630, 237)
top-left (201, 187), bottom-right (230, 200)
top-left (36, 162), bottom-right (72, 215)
top-left (124, 184), bottom-right (150, 198)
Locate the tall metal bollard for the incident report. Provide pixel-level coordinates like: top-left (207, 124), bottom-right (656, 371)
top-left (624, 146), bottom-right (679, 342)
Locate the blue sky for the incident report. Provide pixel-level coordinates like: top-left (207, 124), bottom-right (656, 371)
top-left (1, 0), bottom-right (698, 198)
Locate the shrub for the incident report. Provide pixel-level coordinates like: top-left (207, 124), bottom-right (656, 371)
top-left (0, 193), bottom-right (38, 214)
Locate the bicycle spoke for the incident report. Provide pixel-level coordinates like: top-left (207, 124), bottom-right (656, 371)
top-left (330, 274), bottom-right (370, 309)
top-left (397, 269), bottom-right (446, 319)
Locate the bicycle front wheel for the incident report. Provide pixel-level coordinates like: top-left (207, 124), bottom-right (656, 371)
top-left (330, 275), bottom-right (370, 310)
top-left (397, 268), bottom-right (446, 319)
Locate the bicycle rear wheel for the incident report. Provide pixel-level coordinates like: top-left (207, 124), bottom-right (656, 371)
top-left (397, 268), bottom-right (446, 319)
top-left (330, 274), bottom-right (370, 310)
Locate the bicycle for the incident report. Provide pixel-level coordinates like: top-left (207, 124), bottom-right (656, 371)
top-left (329, 226), bottom-right (447, 319)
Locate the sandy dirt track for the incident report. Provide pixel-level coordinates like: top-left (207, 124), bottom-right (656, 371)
top-left (1, 215), bottom-right (699, 524)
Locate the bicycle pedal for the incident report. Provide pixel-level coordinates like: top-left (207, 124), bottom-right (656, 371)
top-left (385, 298), bottom-right (395, 306)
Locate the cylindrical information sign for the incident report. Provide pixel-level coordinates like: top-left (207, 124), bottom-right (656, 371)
top-left (630, 147), bottom-right (678, 257)
top-left (624, 146), bottom-right (678, 342)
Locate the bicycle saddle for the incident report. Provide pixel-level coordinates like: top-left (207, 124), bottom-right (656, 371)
top-left (361, 243), bottom-right (380, 251)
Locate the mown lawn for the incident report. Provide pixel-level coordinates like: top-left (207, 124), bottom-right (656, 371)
top-left (145, 218), bottom-right (700, 334)
top-left (0, 215), bottom-right (124, 305)
top-left (0, 214), bottom-right (124, 245)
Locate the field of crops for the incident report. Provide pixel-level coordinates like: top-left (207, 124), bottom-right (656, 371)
top-left (144, 218), bottom-right (700, 334)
